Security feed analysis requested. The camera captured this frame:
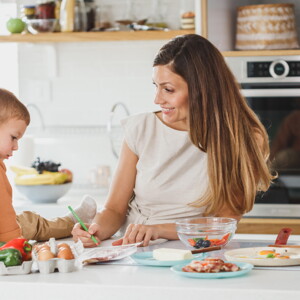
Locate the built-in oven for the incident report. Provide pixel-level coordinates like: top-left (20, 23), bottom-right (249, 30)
top-left (225, 55), bottom-right (300, 218)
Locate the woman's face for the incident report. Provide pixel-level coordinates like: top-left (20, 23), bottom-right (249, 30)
top-left (153, 65), bottom-right (189, 131)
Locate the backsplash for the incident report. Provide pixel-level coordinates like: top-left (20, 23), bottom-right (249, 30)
top-left (18, 40), bottom-right (162, 126)
top-left (13, 40), bottom-right (164, 186)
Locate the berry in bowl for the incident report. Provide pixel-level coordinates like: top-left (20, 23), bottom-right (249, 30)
top-left (176, 217), bottom-right (237, 249)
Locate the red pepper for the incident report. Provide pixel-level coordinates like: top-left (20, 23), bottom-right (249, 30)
top-left (0, 238), bottom-right (32, 261)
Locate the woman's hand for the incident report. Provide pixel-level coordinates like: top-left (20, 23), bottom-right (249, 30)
top-left (71, 222), bottom-right (101, 248)
top-left (112, 224), bottom-right (160, 247)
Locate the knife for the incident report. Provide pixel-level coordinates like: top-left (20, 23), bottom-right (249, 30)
top-left (191, 246), bottom-right (221, 254)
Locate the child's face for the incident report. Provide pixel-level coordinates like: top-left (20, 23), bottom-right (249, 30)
top-left (0, 118), bottom-right (27, 161)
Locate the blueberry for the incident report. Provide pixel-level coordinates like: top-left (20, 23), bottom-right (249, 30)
top-left (202, 240), bottom-right (211, 248)
top-left (195, 239), bottom-right (204, 249)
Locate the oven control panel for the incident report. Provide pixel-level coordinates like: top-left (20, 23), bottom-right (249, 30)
top-left (247, 60), bottom-right (300, 78)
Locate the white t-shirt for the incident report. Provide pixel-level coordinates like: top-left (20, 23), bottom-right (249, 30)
top-left (120, 112), bottom-right (209, 232)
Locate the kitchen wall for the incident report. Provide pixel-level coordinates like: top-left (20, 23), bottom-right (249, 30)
top-left (11, 40), bottom-right (165, 191)
top-left (6, 38), bottom-right (170, 199)
top-left (4, 0), bottom-right (186, 200)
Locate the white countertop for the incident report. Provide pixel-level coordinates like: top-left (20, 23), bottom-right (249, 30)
top-left (1, 234), bottom-right (300, 300)
top-left (13, 189), bottom-right (108, 219)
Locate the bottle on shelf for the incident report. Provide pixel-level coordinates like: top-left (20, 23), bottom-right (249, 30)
top-left (84, 0), bottom-right (96, 31)
top-left (54, 0), bottom-right (62, 31)
top-left (74, 0), bottom-right (87, 32)
top-left (60, 0), bottom-right (75, 32)
top-left (60, 0), bottom-right (87, 32)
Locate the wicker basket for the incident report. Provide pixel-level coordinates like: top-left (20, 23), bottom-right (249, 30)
top-left (235, 3), bottom-right (299, 50)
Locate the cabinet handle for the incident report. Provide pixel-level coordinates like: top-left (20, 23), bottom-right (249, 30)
top-left (241, 89), bottom-right (300, 97)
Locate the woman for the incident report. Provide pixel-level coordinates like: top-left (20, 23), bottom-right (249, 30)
top-left (72, 34), bottom-right (274, 247)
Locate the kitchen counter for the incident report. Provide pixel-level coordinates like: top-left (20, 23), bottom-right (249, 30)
top-left (13, 189), bottom-right (108, 219)
top-left (1, 234), bottom-right (300, 300)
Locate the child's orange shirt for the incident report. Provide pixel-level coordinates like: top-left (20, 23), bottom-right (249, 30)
top-left (0, 161), bottom-right (21, 241)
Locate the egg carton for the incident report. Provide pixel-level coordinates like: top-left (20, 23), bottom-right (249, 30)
top-left (32, 239), bottom-right (78, 274)
top-left (35, 257), bottom-right (77, 274)
top-left (0, 260), bottom-right (33, 276)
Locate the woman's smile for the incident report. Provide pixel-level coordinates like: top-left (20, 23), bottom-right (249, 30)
top-left (152, 65), bottom-right (189, 131)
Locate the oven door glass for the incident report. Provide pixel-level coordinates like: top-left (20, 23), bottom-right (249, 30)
top-left (243, 88), bottom-right (300, 205)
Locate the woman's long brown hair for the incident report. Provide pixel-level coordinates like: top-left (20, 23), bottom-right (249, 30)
top-left (153, 34), bottom-right (274, 216)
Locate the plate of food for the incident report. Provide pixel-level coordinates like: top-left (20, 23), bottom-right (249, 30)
top-left (224, 247), bottom-right (300, 267)
top-left (171, 258), bottom-right (253, 279)
top-left (131, 248), bottom-right (206, 267)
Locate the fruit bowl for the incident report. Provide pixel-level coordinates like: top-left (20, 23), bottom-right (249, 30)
top-left (176, 217), bottom-right (237, 249)
top-left (26, 19), bottom-right (57, 34)
top-left (15, 182), bottom-right (72, 203)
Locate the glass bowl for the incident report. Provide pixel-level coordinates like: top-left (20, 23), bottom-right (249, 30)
top-left (26, 19), bottom-right (57, 34)
top-left (176, 217), bottom-right (237, 249)
top-left (15, 182), bottom-right (72, 203)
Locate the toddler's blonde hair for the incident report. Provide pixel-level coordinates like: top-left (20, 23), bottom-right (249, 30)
top-left (0, 88), bottom-right (30, 125)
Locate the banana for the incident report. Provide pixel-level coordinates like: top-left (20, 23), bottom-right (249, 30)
top-left (14, 171), bottom-right (69, 185)
top-left (15, 174), bottom-right (56, 185)
top-left (43, 171), bottom-right (68, 184)
top-left (10, 165), bottom-right (38, 176)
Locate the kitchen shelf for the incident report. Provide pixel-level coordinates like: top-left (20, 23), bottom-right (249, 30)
top-left (0, 30), bottom-right (195, 43)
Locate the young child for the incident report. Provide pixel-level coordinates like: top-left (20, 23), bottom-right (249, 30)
top-left (0, 88), bottom-right (97, 242)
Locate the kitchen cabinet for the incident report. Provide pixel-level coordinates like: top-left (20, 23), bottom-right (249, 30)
top-left (199, 0), bottom-right (300, 56)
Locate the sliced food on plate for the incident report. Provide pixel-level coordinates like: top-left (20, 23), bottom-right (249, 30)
top-left (182, 258), bottom-right (240, 273)
top-left (171, 258), bottom-right (253, 279)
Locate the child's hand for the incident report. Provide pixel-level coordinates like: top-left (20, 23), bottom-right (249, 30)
top-left (71, 222), bottom-right (101, 248)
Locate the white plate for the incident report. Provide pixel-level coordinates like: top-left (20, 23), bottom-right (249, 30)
top-left (224, 247), bottom-right (300, 267)
top-left (131, 251), bottom-right (206, 267)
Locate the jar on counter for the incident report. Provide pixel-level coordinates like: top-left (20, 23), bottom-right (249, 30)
top-left (36, 0), bottom-right (56, 19)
